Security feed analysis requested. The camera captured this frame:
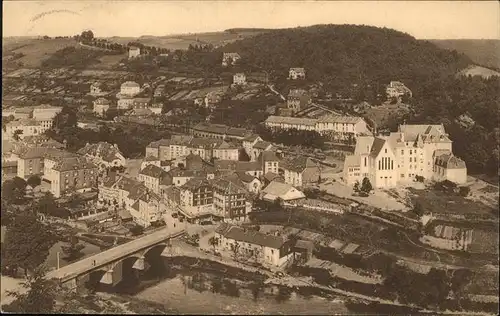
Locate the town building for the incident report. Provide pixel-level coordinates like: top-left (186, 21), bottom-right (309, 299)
top-left (264, 116), bottom-right (317, 131)
top-left (128, 46), bottom-right (141, 59)
top-left (343, 124), bottom-right (466, 188)
top-left (98, 174), bottom-right (146, 210)
top-left (138, 164), bottom-right (172, 195)
top-left (165, 178), bottom-right (217, 222)
top-left (50, 156), bottom-right (99, 198)
top-left (227, 172), bottom-right (262, 194)
top-left (258, 151), bottom-right (280, 174)
top-left (133, 98), bottom-right (151, 109)
top-left (233, 73), bottom-right (246, 85)
top-left (117, 98), bottom-right (135, 110)
top-left (93, 98), bottom-right (112, 117)
top-left (222, 52), bottom-right (241, 67)
top-left (119, 81), bottom-right (141, 97)
top-left (90, 82), bottom-right (107, 96)
top-left (213, 140), bottom-right (240, 161)
top-left (129, 191), bottom-right (164, 228)
top-left (191, 123), bottom-right (251, 140)
top-left (433, 152), bottom-right (467, 184)
top-left (212, 178), bottom-right (250, 222)
top-left (215, 223), bottom-right (294, 268)
top-left (315, 115), bottom-right (371, 141)
top-left (261, 180), bottom-right (306, 202)
top-left (77, 142), bottom-right (126, 171)
top-left (281, 156), bottom-right (321, 187)
top-left (289, 68), bottom-right (306, 80)
top-left (287, 89), bottom-right (311, 113)
top-left (32, 104), bottom-right (63, 121)
top-left (386, 81), bottom-right (412, 99)
top-left (4, 119), bottom-right (49, 140)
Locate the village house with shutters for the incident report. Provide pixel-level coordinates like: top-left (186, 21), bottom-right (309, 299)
top-left (288, 67), bottom-right (306, 80)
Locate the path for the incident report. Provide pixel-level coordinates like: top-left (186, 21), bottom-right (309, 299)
top-left (267, 85), bottom-right (285, 101)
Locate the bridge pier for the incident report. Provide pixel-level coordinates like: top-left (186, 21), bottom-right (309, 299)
top-left (132, 255), bottom-right (150, 271)
top-left (100, 262), bottom-right (123, 287)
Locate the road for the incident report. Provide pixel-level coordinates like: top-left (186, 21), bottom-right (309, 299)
top-left (46, 227), bottom-right (186, 282)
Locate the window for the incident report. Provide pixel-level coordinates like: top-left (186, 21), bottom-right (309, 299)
top-left (401, 174), bottom-right (405, 178)
top-left (401, 150), bottom-right (404, 155)
top-left (364, 157), bottom-right (367, 167)
top-left (385, 148), bottom-right (387, 153)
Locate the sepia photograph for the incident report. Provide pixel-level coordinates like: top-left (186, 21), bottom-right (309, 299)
top-left (1, 0), bottom-right (499, 314)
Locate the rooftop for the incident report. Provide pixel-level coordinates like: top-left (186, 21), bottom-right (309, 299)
top-left (265, 116), bottom-right (317, 126)
top-left (77, 142), bottom-right (123, 163)
top-left (140, 164), bottom-right (168, 179)
top-left (216, 223), bottom-right (286, 249)
top-left (317, 115), bottom-right (362, 124)
top-left (53, 156), bottom-right (97, 172)
top-left (281, 156), bottom-right (318, 173)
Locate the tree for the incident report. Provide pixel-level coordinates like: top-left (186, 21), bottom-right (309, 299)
top-left (26, 175), bottom-right (42, 188)
top-left (13, 129), bottom-right (23, 141)
top-left (353, 181), bottom-right (360, 193)
top-left (208, 236), bottom-right (219, 252)
top-left (230, 241), bottom-right (240, 260)
top-left (2, 209), bottom-right (58, 277)
top-left (80, 30), bottom-right (94, 42)
top-left (61, 236), bottom-right (85, 261)
top-left (3, 267), bottom-right (59, 314)
top-left (458, 186), bottom-right (471, 197)
top-left (360, 177), bottom-right (373, 194)
top-left (129, 225), bottom-right (144, 236)
top-left (413, 201), bottom-right (424, 217)
top-left (2, 177), bottom-right (27, 204)
top-left (52, 106), bottom-right (78, 131)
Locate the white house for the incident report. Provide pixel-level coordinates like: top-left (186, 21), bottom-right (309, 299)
top-left (32, 104), bottom-right (62, 121)
top-left (129, 46), bottom-right (141, 59)
top-left (261, 180), bottom-right (305, 202)
top-left (77, 142), bottom-right (126, 171)
top-left (386, 81), bottom-right (412, 99)
top-left (222, 52), bottom-right (241, 67)
top-left (119, 81), bottom-right (141, 97)
top-left (233, 73), bottom-right (246, 85)
top-left (289, 68), bottom-right (306, 80)
top-left (93, 98), bottom-right (112, 117)
top-left (215, 222), bottom-right (294, 268)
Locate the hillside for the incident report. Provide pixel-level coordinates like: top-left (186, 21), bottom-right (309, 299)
top-left (219, 24), bottom-right (473, 89)
top-left (430, 39), bottom-right (500, 70)
top-left (2, 38), bottom-right (78, 68)
top-left (106, 29), bottom-right (264, 50)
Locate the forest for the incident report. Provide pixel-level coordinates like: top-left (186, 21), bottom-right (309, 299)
top-left (220, 24), bottom-right (472, 91)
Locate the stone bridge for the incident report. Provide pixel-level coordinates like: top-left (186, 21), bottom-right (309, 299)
top-left (46, 228), bottom-right (186, 291)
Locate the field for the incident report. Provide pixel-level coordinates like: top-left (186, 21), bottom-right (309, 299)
top-left (107, 30), bottom-right (264, 50)
top-left (458, 65), bottom-right (500, 79)
top-left (2, 38), bottom-right (78, 68)
top-left (89, 53), bottom-right (127, 69)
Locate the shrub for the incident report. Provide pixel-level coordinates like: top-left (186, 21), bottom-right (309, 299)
top-left (458, 186), bottom-right (471, 197)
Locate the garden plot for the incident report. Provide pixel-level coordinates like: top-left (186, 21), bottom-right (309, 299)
top-left (307, 257), bottom-right (382, 284)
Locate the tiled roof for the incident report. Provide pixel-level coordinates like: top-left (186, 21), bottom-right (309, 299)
top-left (253, 141), bottom-right (272, 150)
top-left (281, 156), bottom-right (317, 173)
top-left (171, 135), bottom-right (194, 145)
top-left (369, 137), bottom-right (387, 157)
top-left (192, 123), bottom-right (250, 138)
top-left (133, 98), bottom-right (151, 103)
top-left (343, 155), bottom-right (361, 168)
top-left (121, 81), bottom-right (139, 88)
top-left (262, 181), bottom-right (303, 198)
top-left (77, 142), bottom-right (123, 163)
top-left (235, 171), bottom-right (256, 183)
top-left (53, 156), bottom-right (97, 172)
top-left (216, 223), bottom-right (286, 249)
top-left (140, 164), bottom-right (168, 178)
top-left (258, 150), bottom-right (279, 163)
top-left (264, 172), bottom-right (283, 183)
top-left (288, 89), bottom-right (308, 97)
top-left (18, 147), bottom-right (74, 160)
top-left (290, 67), bottom-right (305, 72)
top-left (147, 139), bottom-right (171, 149)
top-left (398, 124), bottom-right (449, 143)
top-left (217, 140), bottom-right (240, 149)
top-left (435, 153), bottom-right (466, 169)
top-left (181, 178), bottom-right (211, 191)
top-left (7, 118), bottom-right (42, 127)
top-left (190, 137), bottom-right (221, 148)
top-left (169, 167), bottom-right (207, 178)
top-left (242, 134), bottom-right (261, 142)
top-left (212, 178), bottom-right (247, 195)
top-left (94, 98), bottom-right (110, 105)
top-left (317, 115), bottom-right (362, 124)
top-left (265, 116), bottom-right (317, 126)
top-left (128, 108), bottom-right (153, 116)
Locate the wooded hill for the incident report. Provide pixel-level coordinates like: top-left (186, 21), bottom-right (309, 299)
top-left (219, 24), bottom-right (472, 89)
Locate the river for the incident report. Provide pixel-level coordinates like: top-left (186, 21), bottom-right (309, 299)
top-left (88, 254), bottom-right (353, 315)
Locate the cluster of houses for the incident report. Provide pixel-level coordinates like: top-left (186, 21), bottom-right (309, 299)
top-left (2, 104), bottom-right (63, 140)
top-left (92, 80), bottom-right (162, 117)
top-left (93, 126), bottom-right (323, 229)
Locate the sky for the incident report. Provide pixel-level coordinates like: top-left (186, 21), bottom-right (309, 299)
top-left (3, 1), bottom-right (500, 39)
